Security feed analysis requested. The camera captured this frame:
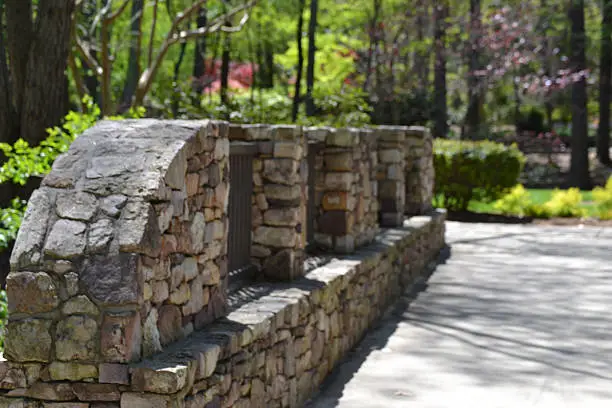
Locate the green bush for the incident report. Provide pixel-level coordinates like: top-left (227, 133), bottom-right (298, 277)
top-left (593, 177), bottom-right (612, 220)
top-left (493, 185), bottom-right (531, 216)
top-left (433, 139), bottom-right (525, 211)
top-left (544, 188), bottom-right (587, 218)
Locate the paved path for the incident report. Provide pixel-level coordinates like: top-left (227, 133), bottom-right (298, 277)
top-left (307, 222), bottom-right (612, 408)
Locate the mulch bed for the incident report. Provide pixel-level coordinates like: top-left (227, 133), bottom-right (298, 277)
top-left (446, 211), bottom-right (612, 227)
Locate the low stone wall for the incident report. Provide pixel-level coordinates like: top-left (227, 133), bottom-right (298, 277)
top-left (0, 119), bottom-right (444, 408)
top-left (0, 209), bottom-right (444, 407)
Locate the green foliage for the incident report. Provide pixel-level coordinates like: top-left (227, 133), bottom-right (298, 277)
top-left (433, 139), bottom-right (525, 211)
top-left (593, 177), bottom-right (612, 220)
top-left (0, 198), bottom-right (26, 251)
top-left (543, 188), bottom-right (587, 218)
top-left (493, 184), bottom-right (553, 218)
top-left (493, 184), bottom-right (532, 216)
top-left (198, 87), bottom-right (371, 127)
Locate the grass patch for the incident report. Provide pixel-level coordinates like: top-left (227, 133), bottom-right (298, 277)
top-left (465, 188), bottom-right (596, 216)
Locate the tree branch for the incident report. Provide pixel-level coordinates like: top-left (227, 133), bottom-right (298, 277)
top-left (147, 0), bottom-right (160, 67)
top-left (107, 0), bottom-right (130, 23)
top-left (133, 0), bottom-right (256, 107)
top-left (75, 37), bottom-right (103, 76)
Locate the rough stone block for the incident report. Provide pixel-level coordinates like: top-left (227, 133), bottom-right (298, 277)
top-left (253, 227), bottom-right (297, 248)
top-left (4, 319), bottom-right (52, 363)
top-left (6, 272), bottom-right (59, 314)
top-left (317, 211), bottom-right (353, 236)
top-left (44, 219), bottom-right (87, 259)
top-left (100, 312), bottom-right (142, 363)
top-left (48, 362), bottom-right (97, 381)
top-left (99, 364), bottom-right (129, 385)
top-left (56, 192), bottom-right (98, 221)
top-left (55, 316), bottom-right (98, 361)
top-left (10, 190), bottom-right (52, 268)
top-left (72, 383), bottom-right (120, 401)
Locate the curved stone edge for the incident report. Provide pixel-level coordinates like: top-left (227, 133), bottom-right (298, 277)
top-left (4, 120), bottom-right (231, 375)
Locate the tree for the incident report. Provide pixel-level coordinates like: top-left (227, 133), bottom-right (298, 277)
top-left (464, 0), bottom-right (483, 139)
top-left (292, 0), bottom-right (306, 122)
top-left (598, 0), bottom-right (612, 165)
top-left (305, 0), bottom-right (319, 117)
top-left (1, 0), bottom-right (76, 145)
top-left (120, 0), bottom-right (144, 111)
top-left (432, 0), bottom-right (448, 138)
top-left (568, 0), bottom-right (591, 188)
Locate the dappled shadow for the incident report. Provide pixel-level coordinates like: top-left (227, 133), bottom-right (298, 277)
top-left (308, 222), bottom-right (612, 407)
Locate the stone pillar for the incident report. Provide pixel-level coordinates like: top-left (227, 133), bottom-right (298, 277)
top-left (305, 127), bottom-right (377, 253)
top-left (230, 124), bottom-right (307, 281)
top-left (3, 120), bottom-right (230, 389)
top-left (376, 126), bottom-right (407, 227)
top-left (405, 126), bottom-right (434, 215)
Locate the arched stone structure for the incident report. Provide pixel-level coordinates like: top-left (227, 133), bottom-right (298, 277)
top-left (5, 119), bottom-right (230, 382)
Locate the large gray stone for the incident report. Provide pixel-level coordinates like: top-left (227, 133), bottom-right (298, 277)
top-left (80, 253), bottom-right (140, 306)
top-left (10, 189), bottom-right (52, 268)
top-left (88, 218), bottom-right (114, 253)
top-left (56, 192), bottom-right (98, 221)
top-left (44, 219), bottom-right (87, 259)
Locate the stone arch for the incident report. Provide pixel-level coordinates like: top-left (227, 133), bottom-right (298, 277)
top-left (6, 119), bottom-right (230, 375)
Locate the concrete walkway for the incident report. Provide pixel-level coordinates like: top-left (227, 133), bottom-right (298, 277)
top-left (307, 222), bottom-right (612, 408)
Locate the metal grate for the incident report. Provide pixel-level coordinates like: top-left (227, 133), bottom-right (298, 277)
top-left (228, 142), bottom-right (257, 291)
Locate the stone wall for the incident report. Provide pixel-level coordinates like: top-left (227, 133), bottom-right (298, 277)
top-left (4, 119), bottom-right (230, 383)
top-left (305, 127), bottom-right (378, 253)
top-left (228, 125), bottom-right (307, 281)
top-left (404, 126), bottom-right (434, 215)
top-left (0, 120), bottom-right (442, 408)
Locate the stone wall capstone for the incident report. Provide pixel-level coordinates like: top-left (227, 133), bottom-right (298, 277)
top-left (5, 120), bottom-right (231, 386)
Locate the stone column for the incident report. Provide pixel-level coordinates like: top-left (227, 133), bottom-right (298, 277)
top-left (305, 127), bottom-right (377, 253)
top-left (230, 124), bottom-right (307, 281)
top-left (3, 120), bottom-right (230, 389)
top-left (376, 126), bottom-right (407, 227)
top-left (405, 126), bottom-right (434, 215)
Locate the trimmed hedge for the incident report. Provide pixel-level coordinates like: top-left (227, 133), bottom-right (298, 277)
top-left (433, 139), bottom-right (526, 211)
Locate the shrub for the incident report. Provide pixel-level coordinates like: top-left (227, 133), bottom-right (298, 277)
top-left (493, 185), bottom-right (532, 216)
top-left (433, 139), bottom-right (525, 211)
top-left (593, 177), bottom-right (612, 220)
top-left (544, 188), bottom-right (587, 218)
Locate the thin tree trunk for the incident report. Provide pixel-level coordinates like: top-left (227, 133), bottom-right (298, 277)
top-left (540, 0), bottom-right (554, 129)
top-left (220, 25), bottom-right (231, 106)
top-left (192, 5), bottom-right (208, 96)
top-left (432, 1), bottom-right (448, 138)
top-left (363, 0), bottom-right (382, 92)
top-left (292, 0), bottom-right (306, 122)
top-left (81, 0), bottom-right (101, 106)
top-left (0, 1), bottom-right (16, 144)
top-left (568, 0), bottom-right (591, 188)
top-left (305, 0), bottom-right (319, 117)
top-left (464, 0), bottom-right (483, 139)
top-left (120, 0), bottom-right (144, 111)
top-left (598, 0), bottom-right (612, 165)
top-left (172, 42), bottom-right (188, 118)
top-left (18, 0), bottom-right (75, 144)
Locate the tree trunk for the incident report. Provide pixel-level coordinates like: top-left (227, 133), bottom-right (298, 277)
top-left (80, 0), bottom-right (101, 106)
top-left (568, 0), bottom-right (591, 188)
top-left (7, 0), bottom-right (75, 145)
top-left (305, 0), bottom-right (318, 117)
top-left (5, 0), bottom-right (33, 119)
top-left (172, 42), bottom-right (188, 118)
top-left (192, 5), bottom-right (208, 95)
top-left (464, 0), bottom-right (483, 139)
top-left (540, 0), bottom-right (554, 129)
top-left (598, 0), bottom-right (612, 165)
top-left (432, 1), bottom-right (448, 138)
top-left (292, 0), bottom-right (306, 122)
top-left (120, 0), bottom-right (144, 111)
top-left (220, 25), bottom-right (231, 106)
top-left (0, 1), bottom-right (16, 144)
